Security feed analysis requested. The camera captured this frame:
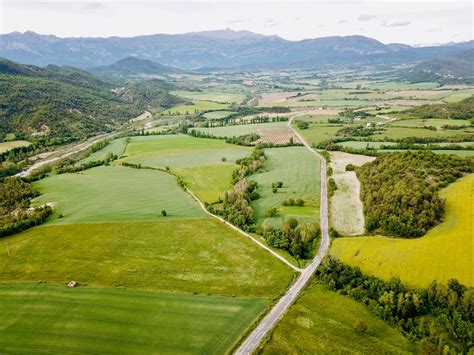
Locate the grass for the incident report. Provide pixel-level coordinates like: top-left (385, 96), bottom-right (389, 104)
top-left (202, 110), bottom-right (237, 119)
top-left (176, 164), bottom-right (236, 203)
top-left (0, 140), bottom-right (30, 153)
top-left (163, 100), bottom-right (229, 115)
top-left (194, 122), bottom-right (289, 138)
top-left (79, 137), bottom-right (129, 164)
top-left (371, 126), bottom-right (472, 140)
top-left (32, 166), bottom-right (206, 224)
top-left (122, 134), bottom-right (251, 168)
top-left (331, 173), bottom-right (474, 288)
top-left (294, 124), bottom-right (342, 146)
top-left (171, 90), bottom-right (246, 104)
top-left (0, 282), bottom-right (268, 354)
top-left (0, 219), bottom-right (294, 298)
top-left (390, 118), bottom-right (469, 128)
top-left (261, 283), bottom-right (414, 354)
top-left (250, 147), bottom-right (320, 228)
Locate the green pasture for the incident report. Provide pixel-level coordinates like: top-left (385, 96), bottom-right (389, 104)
top-left (294, 124), bottom-right (342, 146)
top-left (193, 122), bottom-right (289, 138)
top-left (0, 219), bottom-right (294, 297)
top-left (0, 282), bottom-right (267, 354)
top-left (79, 137), bottom-right (129, 164)
top-left (32, 166), bottom-right (206, 224)
top-left (250, 147), bottom-right (321, 228)
top-left (372, 126), bottom-right (473, 140)
top-left (390, 118), bottom-right (469, 128)
top-left (171, 90), bottom-right (246, 104)
top-left (261, 283), bottom-right (413, 354)
top-left (163, 100), bottom-right (229, 115)
top-left (442, 89), bottom-right (474, 103)
top-left (202, 111), bottom-right (237, 120)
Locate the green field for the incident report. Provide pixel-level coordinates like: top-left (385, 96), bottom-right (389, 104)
top-left (171, 90), bottom-right (246, 104)
top-left (261, 283), bottom-right (413, 354)
top-left (176, 164), bottom-right (236, 203)
top-left (0, 219), bottom-right (293, 297)
top-left (202, 110), bottom-right (237, 119)
top-left (163, 100), bottom-right (229, 115)
top-left (32, 166), bottom-right (206, 224)
top-left (294, 124), bottom-right (342, 146)
top-left (0, 140), bottom-right (30, 153)
top-left (80, 137), bottom-right (129, 164)
top-left (120, 135), bottom-right (250, 203)
top-left (371, 126), bottom-right (472, 140)
top-left (331, 173), bottom-right (473, 287)
top-left (390, 118), bottom-right (469, 128)
top-left (250, 147), bottom-right (321, 227)
top-left (122, 135), bottom-right (251, 168)
top-left (194, 121), bottom-right (289, 138)
top-left (0, 282), bottom-right (267, 354)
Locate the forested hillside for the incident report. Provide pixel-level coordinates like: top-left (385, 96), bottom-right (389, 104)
top-left (0, 58), bottom-right (182, 139)
top-left (404, 95), bottom-right (474, 120)
top-left (354, 151), bottom-right (472, 237)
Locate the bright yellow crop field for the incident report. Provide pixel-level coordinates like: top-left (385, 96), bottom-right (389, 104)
top-left (331, 173), bottom-right (473, 288)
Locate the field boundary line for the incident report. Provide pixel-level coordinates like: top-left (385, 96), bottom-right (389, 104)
top-left (235, 113), bottom-right (331, 354)
top-left (184, 187), bottom-right (302, 272)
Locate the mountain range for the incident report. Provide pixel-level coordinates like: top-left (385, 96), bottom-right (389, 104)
top-left (1, 29), bottom-right (472, 70)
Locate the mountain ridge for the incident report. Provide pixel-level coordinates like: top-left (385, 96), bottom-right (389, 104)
top-left (1, 29), bottom-right (473, 69)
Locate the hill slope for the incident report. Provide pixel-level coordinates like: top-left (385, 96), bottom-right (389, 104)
top-left (406, 49), bottom-right (474, 84)
top-left (88, 56), bottom-right (179, 76)
top-left (0, 58), bottom-right (181, 139)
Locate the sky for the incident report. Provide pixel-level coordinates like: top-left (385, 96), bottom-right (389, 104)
top-left (0, 0), bottom-right (472, 45)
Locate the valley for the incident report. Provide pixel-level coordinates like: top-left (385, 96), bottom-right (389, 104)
top-left (0, 32), bottom-right (473, 354)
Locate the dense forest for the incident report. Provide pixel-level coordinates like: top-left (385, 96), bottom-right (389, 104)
top-left (317, 258), bottom-right (473, 353)
top-left (354, 151), bottom-right (472, 237)
top-left (0, 177), bottom-right (51, 237)
top-left (0, 58), bottom-right (182, 139)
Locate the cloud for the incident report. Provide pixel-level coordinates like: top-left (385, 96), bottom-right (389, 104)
top-left (84, 2), bottom-right (105, 10)
top-left (382, 20), bottom-right (411, 27)
top-left (358, 14), bottom-right (376, 22)
top-left (338, 19), bottom-right (348, 24)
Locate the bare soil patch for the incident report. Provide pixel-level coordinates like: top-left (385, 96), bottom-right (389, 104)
top-left (255, 127), bottom-right (301, 145)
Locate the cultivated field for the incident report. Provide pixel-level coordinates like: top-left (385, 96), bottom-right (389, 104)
top-left (329, 152), bottom-right (375, 236)
top-left (0, 219), bottom-right (294, 297)
top-left (261, 283), bottom-right (413, 354)
top-left (0, 140), bottom-right (30, 153)
top-left (331, 173), bottom-right (474, 287)
top-left (171, 90), bottom-right (246, 104)
top-left (193, 121), bottom-right (289, 138)
top-left (80, 137), bottom-right (129, 164)
top-left (33, 166), bottom-right (206, 224)
top-left (163, 100), bottom-right (229, 115)
top-left (0, 282), bottom-right (267, 354)
top-left (202, 110), bottom-right (237, 119)
top-left (250, 147), bottom-right (320, 227)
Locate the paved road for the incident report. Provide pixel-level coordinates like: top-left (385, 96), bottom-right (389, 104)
top-left (235, 116), bottom-right (330, 355)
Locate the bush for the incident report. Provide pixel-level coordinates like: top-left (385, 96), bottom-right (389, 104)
top-left (161, 210), bottom-right (167, 217)
top-left (265, 207), bottom-right (278, 218)
top-left (353, 319), bottom-right (367, 332)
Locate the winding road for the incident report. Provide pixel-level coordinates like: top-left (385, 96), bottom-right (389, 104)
top-left (235, 115), bottom-right (330, 354)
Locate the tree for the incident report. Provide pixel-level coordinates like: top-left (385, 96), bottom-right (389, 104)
top-left (161, 210), bottom-right (167, 217)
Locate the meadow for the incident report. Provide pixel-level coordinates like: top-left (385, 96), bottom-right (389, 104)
top-left (331, 173), bottom-right (473, 287)
top-left (163, 100), bottom-right (229, 115)
top-left (0, 140), bottom-right (30, 153)
top-left (194, 121), bottom-right (289, 138)
top-left (0, 219), bottom-right (294, 298)
top-left (171, 90), bottom-right (246, 104)
top-left (202, 110), bottom-right (237, 119)
top-left (0, 282), bottom-right (267, 354)
top-left (250, 147), bottom-right (321, 227)
top-left (261, 283), bottom-right (413, 354)
top-left (79, 137), bottom-right (129, 164)
top-left (32, 166), bottom-right (206, 224)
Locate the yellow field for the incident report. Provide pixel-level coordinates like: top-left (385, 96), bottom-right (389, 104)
top-left (331, 173), bottom-right (473, 288)
top-left (0, 140), bottom-right (30, 153)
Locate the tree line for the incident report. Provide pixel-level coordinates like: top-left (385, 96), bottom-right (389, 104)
top-left (316, 258), bottom-right (473, 353)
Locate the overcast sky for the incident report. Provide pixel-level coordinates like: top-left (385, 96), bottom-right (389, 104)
top-left (1, 0), bottom-right (472, 45)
